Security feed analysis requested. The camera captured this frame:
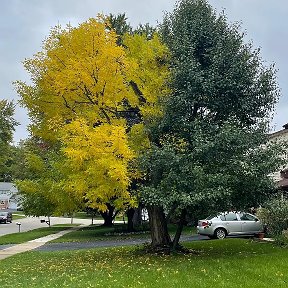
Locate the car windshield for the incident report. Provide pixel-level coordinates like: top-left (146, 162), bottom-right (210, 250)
top-left (0, 212), bottom-right (8, 216)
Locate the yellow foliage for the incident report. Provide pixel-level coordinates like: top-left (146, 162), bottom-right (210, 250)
top-left (128, 123), bottom-right (150, 154)
top-left (16, 15), bottom-right (171, 211)
top-left (123, 33), bottom-right (171, 121)
top-left (25, 153), bottom-right (45, 173)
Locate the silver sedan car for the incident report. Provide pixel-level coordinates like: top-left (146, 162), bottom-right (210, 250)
top-left (197, 212), bottom-right (264, 239)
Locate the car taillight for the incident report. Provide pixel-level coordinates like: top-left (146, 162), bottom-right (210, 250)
top-left (201, 221), bottom-right (209, 227)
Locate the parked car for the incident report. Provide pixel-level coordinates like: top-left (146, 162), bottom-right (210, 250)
top-left (0, 211), bottom-right (12, 224)
top-left (197, 211), bottom-right (264, 239)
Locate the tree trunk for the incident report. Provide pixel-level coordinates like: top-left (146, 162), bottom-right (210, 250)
top-left (132, 206), bottom-right (143, 227)
top-left (172, 209), bottom-right (187, 251)
top-left (127, 208), bottom-right (135, 231)
top-left (102, 215), bottom-right (113, 226)
top-left (100, 203), bottom-right (118, 227)
top-left (127, 205), bottom-right (144, 231)
top-left (148, 205), bottom-right (171, 248)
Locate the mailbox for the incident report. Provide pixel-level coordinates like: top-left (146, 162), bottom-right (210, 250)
top-left (16, 222), bottom-right (21, 232)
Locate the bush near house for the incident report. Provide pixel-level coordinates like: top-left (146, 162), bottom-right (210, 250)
top-left (257, 194), bottom-right (288, 238)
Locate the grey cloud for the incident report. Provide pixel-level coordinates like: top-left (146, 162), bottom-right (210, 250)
top-left (1, 0), bottom-right (287, 143)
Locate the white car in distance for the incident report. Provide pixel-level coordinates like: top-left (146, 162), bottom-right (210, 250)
top-left (197, 212), bottom-right (264, 239)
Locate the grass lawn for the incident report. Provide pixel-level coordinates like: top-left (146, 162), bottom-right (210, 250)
top-left (0, 239), bottom-right (287, 287)
top-left (50, 224), bottom-right (150, 243)
top-left (65, 211), bottom-right (127, 222)
top-left (50, 223), bottom-right (196, 243)
top-left (0, 225), bottom-right (77, 245)
top-left (12, 214), bottom-right (26, 220)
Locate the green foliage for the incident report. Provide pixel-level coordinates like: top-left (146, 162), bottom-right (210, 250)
top-left (140, 0), bottom-right (282, 216)
top-left (0, 100), bottom-right (18, 144)
top-left (16, 137), bottom-right (82, 217)
top-left (257, 194), bottom-right (288, 236)
top-left (106, 13), bottom-right (132, 45)
top-left (160, 0), bottom-right (279, 129)
top-left (0, 100), bottom-right (18, 181)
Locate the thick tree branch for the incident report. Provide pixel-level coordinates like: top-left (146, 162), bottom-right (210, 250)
top-left (129, 81), bottom-right (146, 104)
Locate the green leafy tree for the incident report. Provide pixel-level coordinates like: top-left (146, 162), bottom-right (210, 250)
top-left (0, 140), bottom-right (31, 182)
top-left (16, 137), bottom-right (82, 218)
top-left (106, 13), bottom-right (132, 45)
top-left (0, 100), bottom-right (18, 181)
top-left (140, 0), bottom-right (284, 251)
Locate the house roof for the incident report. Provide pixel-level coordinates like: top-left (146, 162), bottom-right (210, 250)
top-left (277, 178), bottom-right (288, 189)
top-left (269, 123), bottom-right (288, 139)
top-left (0, 182), bottom-right (17, 191)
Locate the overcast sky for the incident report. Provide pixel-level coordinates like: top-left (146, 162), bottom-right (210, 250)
top-left (1, 0), bottom-right (287, 144)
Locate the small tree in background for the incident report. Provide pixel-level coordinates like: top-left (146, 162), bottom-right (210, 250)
top-left (0, 100), bottom-right (18, 182)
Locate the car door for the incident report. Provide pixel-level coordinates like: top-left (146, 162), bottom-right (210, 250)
top-left (222, 212), bottom-right (242, 235)
top-left (239, 213), bottom-right (262, 234)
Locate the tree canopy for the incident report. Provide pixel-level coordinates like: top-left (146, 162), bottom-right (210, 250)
top-left (15, 15), bottom-right (170, 218)
top-left (139, 0), bottom-right (284, 249)
top-left (14, 2), bottom-right (285, 251)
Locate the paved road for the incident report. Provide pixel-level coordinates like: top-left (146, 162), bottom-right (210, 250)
top-left (34, 235), bottom-right (209, 251)
top-left (0, 216), bottom-right (97, 236)
top-left (33, 235), bottom-right (210, 251)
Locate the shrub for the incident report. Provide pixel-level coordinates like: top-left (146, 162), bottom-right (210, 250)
top-left (257, 194), bottom-right (288, 237)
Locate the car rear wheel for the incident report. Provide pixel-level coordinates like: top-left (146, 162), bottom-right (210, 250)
top-left (215, 228), bottom-right (226, 239)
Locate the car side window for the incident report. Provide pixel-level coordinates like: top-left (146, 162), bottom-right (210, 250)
top-left (240, 213), bottom-right (256, 221)
top-left (224, 213), bottom-right (238, 221)
top-left (219, 215), bottom-right (225, 221)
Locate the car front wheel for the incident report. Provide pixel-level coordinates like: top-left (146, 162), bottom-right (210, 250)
top-left (215, 228), bottom-right (226, 239)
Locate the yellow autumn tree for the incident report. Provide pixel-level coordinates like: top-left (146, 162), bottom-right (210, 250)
top-left (15, 15), bottom-right (170, 223)
top-left (123, 33), bottom-right (170, 154)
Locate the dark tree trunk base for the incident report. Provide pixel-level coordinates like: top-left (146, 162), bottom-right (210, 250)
top-left (148, 205), bottom-right (171, 247)
top-left (138, 242), bottom-right (201, 255)
top-left (100, 203), bottom-right (118, 227)
top-left (102, 221), bottom-right (114, 227)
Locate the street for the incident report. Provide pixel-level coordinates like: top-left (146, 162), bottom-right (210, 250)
top-left (0, 216), bottom-right (98, 236)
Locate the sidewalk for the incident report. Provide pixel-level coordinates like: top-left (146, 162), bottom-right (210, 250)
top-left (0, 225), bottom-right (86, 260)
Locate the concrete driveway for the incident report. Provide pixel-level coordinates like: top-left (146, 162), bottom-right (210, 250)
top-left (0, 216), bottom-right (99, 236)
